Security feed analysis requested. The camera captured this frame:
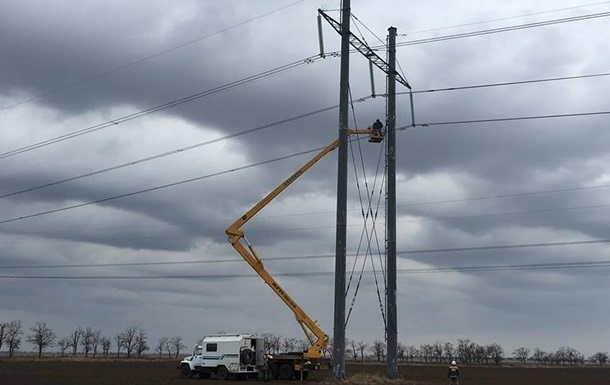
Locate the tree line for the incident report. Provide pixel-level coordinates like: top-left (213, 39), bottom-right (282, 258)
top-left (0, 320), bottom-right (186, 359)
top-left (1, 320), bottom-right (608, 366)
top-left (346, 338), bottom-right (608, 366)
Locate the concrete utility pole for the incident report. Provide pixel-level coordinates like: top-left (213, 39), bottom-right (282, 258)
top-left (333, 0), bottom-right (351, 380)
top-left (386, 26), bottom-right (398, 379)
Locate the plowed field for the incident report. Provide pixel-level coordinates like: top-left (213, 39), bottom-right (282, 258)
top-left (1, 359), bottom-right (609, 385)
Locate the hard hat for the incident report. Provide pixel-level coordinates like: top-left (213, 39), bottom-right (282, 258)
top-left (451, 361), bottom-right (456, 365)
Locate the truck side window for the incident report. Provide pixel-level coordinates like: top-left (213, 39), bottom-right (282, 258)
top-left (206, 343), bottom-right (218, 352)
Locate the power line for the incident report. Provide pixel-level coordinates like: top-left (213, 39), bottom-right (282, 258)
top-left (4, 69), bottom-right (609, 201)
top-left (409, 111), bottom-right (610, 127)
top-left (2, 108), bottom-right (609, 226)
top-left (3, 238), bottom-right (610, 270)
top-left (0, 103), bottom-right (342, 200)
top-left (404, 72), bottom-right (610, 95)
top-left (391, 11), bottom-right (610, 49)
top-left (0, 147), bottom-right (324, 225)
top-left (6, 176), bottom-right (610, 240)
top-left (5, 9), bottom-right (608, 160)
top-left (2, 259), bottom-right (609, 279)
top-left (0, 0), bottom-right (307, 111)
top-left (4, 194), bottom-right (610, 243)
top-left (402, 1), bottom-right (610, 36)
top-left (0, 56), bottom-right (321, 160)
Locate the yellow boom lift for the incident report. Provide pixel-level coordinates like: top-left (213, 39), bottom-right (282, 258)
top-left (225, 128), bottom-right (383, 379)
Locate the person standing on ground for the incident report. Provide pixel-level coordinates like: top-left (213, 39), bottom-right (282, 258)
top-left (447, 360), bottom-right (459, 385)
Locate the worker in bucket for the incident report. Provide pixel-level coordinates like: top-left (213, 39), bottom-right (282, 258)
top-left (447, 360), bottom-right (459, 385)
top-left (372, 119), bottom-right (383, 136)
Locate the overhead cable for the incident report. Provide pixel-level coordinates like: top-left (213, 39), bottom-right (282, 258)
top-left (0, 0), bottom-right (307, 111)
top-left (0, 56), bottom-right (321, 160)
top-left (0, 103), bottom-right (342, 200)
top-left (4, 69), bottom-right (610, 201)
top-left (2, 108), bottom-right (610, 226)
top-left (3, 239), bottom-right (610, 270)
top-left (390, 11), bottom-right (610, 48)
top-left (2, 259), bottom-right (609, 279)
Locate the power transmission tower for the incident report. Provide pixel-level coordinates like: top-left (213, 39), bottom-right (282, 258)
top-left (319, 6), bottom-right (410, 380)
top-left (332, 0), bottom-right (351, 379)
top-left (386, 26), bottom-right (398, 379)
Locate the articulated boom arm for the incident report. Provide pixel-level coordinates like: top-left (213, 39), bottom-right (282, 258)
top-left (225, 129), bottom-right (378, 359)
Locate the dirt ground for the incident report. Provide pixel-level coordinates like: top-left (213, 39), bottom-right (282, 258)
top-left (1, 358), bottom-right (609, 385)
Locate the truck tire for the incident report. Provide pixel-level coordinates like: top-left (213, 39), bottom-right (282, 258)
top-left (216, 366), bottom-right (229, 381)
top-left (180, 364), bottom-right (193, 379)
top-left (269, 363), bottom-right (280, 379)
top-left (240, 348), bottom-right (255, 365)
top-left (278, 363), bottom-right (293, 380)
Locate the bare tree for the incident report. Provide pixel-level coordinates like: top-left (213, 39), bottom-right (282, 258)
top-left (565, 346), bottom-right (584, 365)
top-left (357, 341), bottom-right (368, 362)
top-left (474, 344), bottom-right (486, 364)
top-left (405, 345), bottom-right (418, 363)
top-left (282, 337), bottom-right (297, 353)
top-left (114, 332), bottom-right (125, 357)
top-left (57, 337), bottom-right (71, 357)
top-left (513, 347), bottom-right (530, 363)
top-left (134, 328), bottom-right (149, 358)
top-left (91, 330), bottom-right (102, 357)
top-left (6, 320), bottom-right (23, 357)
top-left (531, 347), bottom-right (545, 365)
top-left (165, 337), bottom-right (174, 358)
top-left (70, 327), bottom-right (83, 356)
top-left (260, 333), bottom-right (281, 355)
top-left (420, 344), bottom-right (433, 363)
top-left (27, 321), bottom-right (56, 358)
top-left (346, 339), bottom-right (358, 361)
top-left (101, 337), bottom-right (111, 357)
top-left (589, 352), bottom-right (608, 366)
top-left (121, 325), bottom-right (139, 358)
top-left (457, 339), bottom-right (478, 364)
top-left (170, 335), bottom-right (187, 358)
top-left (443, 342), bottom-right (455, 363)
top-left (397, 342), bottom-right (407, 362)
top-left (433, 341), bottom-right (443, 362)
top-left (370, 340), bottom-right (386, 362)
top-left (486, 343), bottom-right (504, 365)
top-left (297, 339), bottom-right (310, 352)
top-left (0, 322), bottom-right (6, 352)
top-left (80, 327), bottom-right (94, 357)
top-left (156, 337), bottom-right (169, 358)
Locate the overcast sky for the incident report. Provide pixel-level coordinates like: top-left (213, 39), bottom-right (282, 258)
top-left (1, 0), bottom-right (610, 359)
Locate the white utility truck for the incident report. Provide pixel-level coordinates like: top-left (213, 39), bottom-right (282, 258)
top-left (179, 334), bottom-right (264, 380)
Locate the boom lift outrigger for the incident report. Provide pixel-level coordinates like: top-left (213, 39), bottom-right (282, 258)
top-left (225, 128), bottom-right (383, 364)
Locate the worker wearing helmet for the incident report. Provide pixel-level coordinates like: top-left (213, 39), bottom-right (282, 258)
top-left (372, 119), bottom-right (383, 136)
top-left (447, 360), bottom-right (459, 385)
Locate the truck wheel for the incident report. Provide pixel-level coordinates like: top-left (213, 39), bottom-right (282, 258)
top-left (216, 366), bottom-right (229, 381)
top-left (180, 365), bottom-right (193, 379)
top-left (278, 363), bottom-right (293, 380)
top-left (240, 349), bottom-right (255, 365)
top-left (269, 363), bottom-right (280, 379)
